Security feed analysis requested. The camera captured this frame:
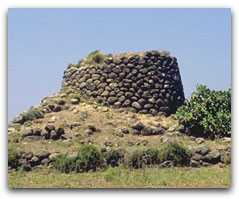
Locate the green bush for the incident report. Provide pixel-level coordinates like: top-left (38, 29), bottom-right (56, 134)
top-left (52, 145), bottom-right (105, 173)
top-left (158, 142), bottom-right (191, 166)
top-left (52, 154), bottom-right (78, 173)
top-left (76, 145), bottom-right (105, 172)
top-left (22, 109), bottom-right (44, 123)
top-left (145, 148), bottom-right (160, 164)
top-left (76, 50), bottom-right (105, 68)
top-left (176, 85), bottom-right (231, 138)
top-left (92, 53), bottom-right (104, 64)
top-left (8, 146), bottom-right (20, 169)
top-left (104, 149), bottom-right (121, 167)
top-left (124, 149), bottom-right (146, 169)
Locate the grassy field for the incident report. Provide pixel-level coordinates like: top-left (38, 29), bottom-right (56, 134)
top-left (8, 165), bottom-right (231, 188)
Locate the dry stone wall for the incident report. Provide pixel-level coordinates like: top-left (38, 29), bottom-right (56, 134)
top-left (62, 51), bottom-right (185, 115)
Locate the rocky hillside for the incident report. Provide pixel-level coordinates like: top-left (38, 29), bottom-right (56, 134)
top-left (8, 50), bottom-right (231, 173)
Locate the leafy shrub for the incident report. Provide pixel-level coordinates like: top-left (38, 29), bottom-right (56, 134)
top-left (52, 145), bottom-right (105, 173)
top-left (124, 149), bottom-right (146, 169)
top-left (176, 85), bottom-right (231, 138)
top-left (76, 145), bottom-right (105, 172)
top-left (104, 149), bottom-right (121, 167)
top-left (92, 53), bottom-right (104, 64)
top-left (52, 154), bottom-right (78, 173)
top-left (76, 50), bottom-right (105, 68)
top-left (8, 146), bottom-right (20, 169)
top-left (158, 142), bottom-right (191, 166)
top-left (145, 148), bottom-right (160, 164)
top-left (22, 109), bottom-right (44, 123)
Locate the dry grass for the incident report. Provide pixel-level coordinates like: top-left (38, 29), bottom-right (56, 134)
top-left (8, 165), bottom-right (231, 188)
top-left (8, 103), bottom-right (230, 156)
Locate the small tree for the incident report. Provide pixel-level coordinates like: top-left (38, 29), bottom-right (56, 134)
top-left (176, 84), bottom-right (231, 138)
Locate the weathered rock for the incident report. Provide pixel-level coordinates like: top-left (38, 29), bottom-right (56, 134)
top-left (49, 153), bottom-right (59, 161)
top-left (116, 132), bottom-right (124, 137)
top-left (190, 160), bottom-right (200, 168)
top-left (86, 83), bottom-right (95, 91)
top-left (132, 102), bottom-right (142, 110)
top-left (35, 151), bottom-right (51, 160)
top-left (131, 121), bottom-right (145, 131)
top-left (121, 128), bottom-right (130, 134)
top-left (196, 138), bottom-right (205, 144)
top-left (53, 105), bottom-right (62, 112)
top-left (159, 161), bottom-right (173, 168)
top-left (12, 115), bottom-right (25, 124)
top-left (72, 108), bottom-right (78, 114)
top-left (102, 107), bottom-right (109, 112)
top-left (122, 99), bottom-right (131, 107)
top-left (23, 164), bottom-right (32, 171)
top-left (88, 124), bottom-right (96, 132)
top-left (167, 127), bottom-right (175, 132)
top-left (195, 146), bottom-right (210, 156)
top-left (71, 122), bottom-right (81, 129)
top-left (141, 126), bottom-right (153, 136)
top-left (92, 74), bottom-right (101, 80)
top-left (104, 141), bottom-right (114, 147)
top-left (191, 154), bottom-right (204, 161)
top-left (45, 124), bottom-right (55, 132)
top-left (131, 128), bottom-right (140, 135)
top-left (152, 127), bottom-right (164, 135)
top-left (101, 91), bottom-right (109, 97)
top-left (141, 140), bottom-right (148, 146)
top-left (202, 162), bottom-right (210, 167)
top-left (107, 97), bottom-right (117, 105)
top-left (79, 82), bottom-right (87, 88)
top-left (21, 128), bottom-right (33, 138)
top-left (56, 99), bottom-right (65, 105)
top-left (48, 116), bottom-right (56, 123)
top-left (24, 136), bottom-right (41, 141)
top-left (222, 137), bottom-right (231, 143)
top-left (41, 158), bottom-right (51, 165)
top-left (61, 134), bottom-right (72, 140)
top-left (70, 99), bottom-right (79, 104)
top-left (41, 129), bottom-right (50, 139)
top-left (50, 130), bottom-right (59, 140)
top-left (30, 156), bottom-right (40, 166)
top-left (32, 128), bottom-right (41, 136)
top-left (202, 152), bottom-right (221, 164)
top-left (85, 129), bottom-right (93, 136)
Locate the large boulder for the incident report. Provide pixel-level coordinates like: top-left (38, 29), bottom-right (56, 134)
top-left (131, 121), bottom-right (145, 131)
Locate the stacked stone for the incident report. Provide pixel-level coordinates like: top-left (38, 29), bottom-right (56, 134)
top-left (62, 51), bottom-right (185, 115)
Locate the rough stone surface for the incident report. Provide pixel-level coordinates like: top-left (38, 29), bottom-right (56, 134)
top-left (131, 128), bottom-right (140, 135)
top-left (152, 127), bottom-right (164, 135)
top-left (196, 146), bottom-right (210, 156)
top-left (159, 161), bottom-right (173, 168)
top-left (196, 138), bottom-right (205, 144)
top-left (141, 126), bottom-right (153, 136)
top-left (131, 121), bottom-right (145, 131)
top-left (70, 99), bottom-right (79, 104)
top-left (61, 51), bottom-right (185, 115)
top-left (21, 128), bottom-right (33, 138)
top-left (104, 141), bottom-right (114, 147)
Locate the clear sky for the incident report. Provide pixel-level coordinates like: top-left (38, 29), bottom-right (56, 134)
top-left (8, 8), bottom-right (231, 122)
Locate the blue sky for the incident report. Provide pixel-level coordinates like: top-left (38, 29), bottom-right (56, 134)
top-left (8, 8), bottom-right (231, 122)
